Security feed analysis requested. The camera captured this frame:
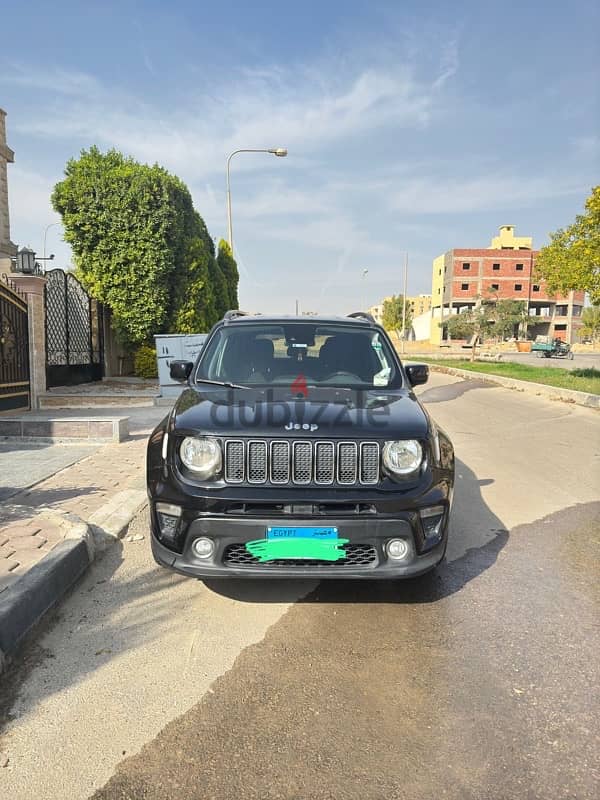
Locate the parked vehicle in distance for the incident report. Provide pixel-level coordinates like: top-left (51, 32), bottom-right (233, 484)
top-left (531, 335), bottom-right (574, 360)
top-left (147, 311), bottom-right (454, 580)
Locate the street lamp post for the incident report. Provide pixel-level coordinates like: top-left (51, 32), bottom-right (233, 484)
top-left (401, 253), bottom-right (408, 354)
top-left (43, 222), bottom-right (60, 268)
top-left (361, 268), bottom-right (369, 310)
top-left (226, 148), bottom-right (287, 257)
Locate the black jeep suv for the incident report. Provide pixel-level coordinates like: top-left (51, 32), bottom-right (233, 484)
top-left (147, 312), bottom-right (454, 579)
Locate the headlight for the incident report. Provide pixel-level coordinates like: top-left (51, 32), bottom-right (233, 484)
top-left (383, 440), bottom-right (423, 477)
top-left (180, 436), bottom-right (222, 479)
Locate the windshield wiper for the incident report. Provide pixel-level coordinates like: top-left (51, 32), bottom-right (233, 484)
top-left (195, 378), bottom-right (253, 390)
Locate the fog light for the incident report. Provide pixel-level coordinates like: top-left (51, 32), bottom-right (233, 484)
top-left (420, 505), bottom-right (445, 548)
top-left (387, 538), bottom-right (410, 561)
top-left (192, 537), bottom-right (214, 559)
top-left (156, 503), bottom-right (182, 543)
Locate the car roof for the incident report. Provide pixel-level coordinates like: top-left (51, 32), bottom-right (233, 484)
top-left (222, 314), bottom-right (379, 328)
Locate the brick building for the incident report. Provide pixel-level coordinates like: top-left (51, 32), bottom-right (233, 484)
top-left (430, 225), bottom-right (585, 344)
top-left (369, 294), bottom-right (432, 326)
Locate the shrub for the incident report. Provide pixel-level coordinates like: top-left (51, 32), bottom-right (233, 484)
top-left (572, 367), bottom-right (600, 379)
top-left (133, 345), bottom-right (158, 379)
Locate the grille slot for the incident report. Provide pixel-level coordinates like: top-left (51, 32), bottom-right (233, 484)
top-left (247, 440), bottom-right (268, 483)
top-left (223, 439), bottom-right (380, 486)
top-left (270, 441), bottom-right (290, 484)
top-left (224, 440), bottom-right (244, 483)
top-left (315, 442), bottom-right (335, 484)
top-left (224, 543), bottom-right (377, 568)
top-left (293, 442), bottom-right (312, 484)
top-left (360, 442), bottom-right (380, 484)
top-left (338, 442), bottom-right (358, 484)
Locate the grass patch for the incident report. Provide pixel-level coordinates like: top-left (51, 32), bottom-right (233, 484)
top-left (418, 359), bottom-right (600, 395)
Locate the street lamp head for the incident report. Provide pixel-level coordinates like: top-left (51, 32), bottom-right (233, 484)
top-left (15, 247), bottom-right (37, 275)
top-left (269, 148), bottom-right (288, 157)
top-left (362, 269), bottom-right (369, 277)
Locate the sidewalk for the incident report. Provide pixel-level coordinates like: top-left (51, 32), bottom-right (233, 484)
top-left (0, 432), bottom-right (153, 668)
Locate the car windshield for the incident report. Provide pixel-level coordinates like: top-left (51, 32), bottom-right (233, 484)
top-left (195, 323), bottom-right (402, 389)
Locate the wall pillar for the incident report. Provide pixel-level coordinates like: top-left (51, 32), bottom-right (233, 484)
top-left (9, 274), bottom-right (47, 408)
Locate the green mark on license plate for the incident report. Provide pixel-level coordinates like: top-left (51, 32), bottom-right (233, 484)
top-left (245, 526), bottom-right (349, 562)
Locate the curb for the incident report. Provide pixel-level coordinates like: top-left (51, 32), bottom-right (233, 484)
top-left (428, 365), bottom-right (600, 409)
top-left (0, 494), bottom-right (147, 673)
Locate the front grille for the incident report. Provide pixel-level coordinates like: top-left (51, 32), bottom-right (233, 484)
top-left (223, 439), bottom-right (380, 486)
top-left (223, 543), bottom-right (377, 568)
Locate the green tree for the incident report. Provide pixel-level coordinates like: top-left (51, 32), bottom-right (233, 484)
top-left (444, 305), bottom-right (492, 362)
top-left (443, 298), bottom-right (529, 361)
top-left (217, 239), bottom-right (240, 309)
top-left (381, 295), bottom-right (413, 341)
top-left (52, 147), bottom-right (218, 345)
top-left (170, 235), bottom-right (216, 333)
top-left (492, 299), bottom-right (533, 341)
top-left (580, 305), bottom-right (600, 342)
top-left (535, 186), bottom-right (600, 304)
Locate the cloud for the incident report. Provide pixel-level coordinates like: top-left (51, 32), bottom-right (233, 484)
top-left (387, 173), bottom-right (588, 215)
top-left (2, 51), bottom-right (444, 183)
top-left (0, 64), bottom-right (100, 96)
top-left (432, 39), bottom-right (459, 90)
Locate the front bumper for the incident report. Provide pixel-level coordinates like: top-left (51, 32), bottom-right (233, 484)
top-left (150, 513), bottom-right (448, 580)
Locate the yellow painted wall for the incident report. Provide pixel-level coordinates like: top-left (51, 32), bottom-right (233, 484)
top-left (407, 294), bottom-right (431, 316)
top-left (489, 225), bottom-right (532, 250)
top-left (430, 254), bottom-right (445, 344)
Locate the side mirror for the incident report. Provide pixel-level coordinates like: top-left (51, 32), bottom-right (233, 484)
top-left (405, 363), bottom-right (429, 387)
top-left (170, 360), bottom-right (194, 382)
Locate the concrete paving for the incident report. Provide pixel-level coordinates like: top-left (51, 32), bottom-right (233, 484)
top-left (0, 442), bottom-right (98, 503)
top-left (0, 404), bottom-right (167, 653)
top-left (0, 406), bottom-right (167, 503)
top-left (0, 373), bottom-right (598, 799)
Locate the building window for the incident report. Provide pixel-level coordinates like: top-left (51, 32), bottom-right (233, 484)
top-left (515, 284), bottom-right (522, 291)
top-left (516, 263), bottom-right (524, 271)
top-left (554, 324), bottom-right (567, 331)
top-left (491, 284), bottom-right (499, 291)
top-left (438, 269), bottom-right (441, 276)
top-left (462, 263), bottom-right (470, 270)
top-left (533, 285), bottom-right (540, 292)
top-left (492, 263), bottom-right (500, 270)
top-left (555, 305), bottom-right (568, 316)
top-left (461, 283), bottom-right (469, 290)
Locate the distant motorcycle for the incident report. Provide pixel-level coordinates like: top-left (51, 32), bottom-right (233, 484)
top-left (531, 337), bottom-right (574, 360)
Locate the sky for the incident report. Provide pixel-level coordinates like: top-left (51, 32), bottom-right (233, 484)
top-left (1, 0), bottom-right (599, 315)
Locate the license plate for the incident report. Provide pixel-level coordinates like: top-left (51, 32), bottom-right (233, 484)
top-left (266, 526), bottom-right (338, 540)
top-left (244, 526), bottom-right (347, 562)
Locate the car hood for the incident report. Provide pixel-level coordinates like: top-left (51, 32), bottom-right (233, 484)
top-left (171, 385), bottom-right (430, 440)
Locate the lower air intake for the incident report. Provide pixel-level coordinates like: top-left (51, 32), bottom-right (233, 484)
top-left (223, 543), bottom-right (377, 568)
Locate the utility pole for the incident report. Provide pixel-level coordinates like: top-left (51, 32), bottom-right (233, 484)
top-left (295, 299), bottom-right (299, 316)
top-left (401, 253), bottom-right (408, 354)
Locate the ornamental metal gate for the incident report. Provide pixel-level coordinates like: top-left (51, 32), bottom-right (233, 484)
top-left (45, 269), bottom-right (104, 388)
top-left (0, 275), bottom-right (30, 412)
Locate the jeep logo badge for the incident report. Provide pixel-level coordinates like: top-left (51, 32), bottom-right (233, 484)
top-left (285, 422), bottom-right (319, 431)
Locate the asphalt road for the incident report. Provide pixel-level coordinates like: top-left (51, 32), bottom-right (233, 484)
top-left (1, 373), bottom-right (598, 800)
